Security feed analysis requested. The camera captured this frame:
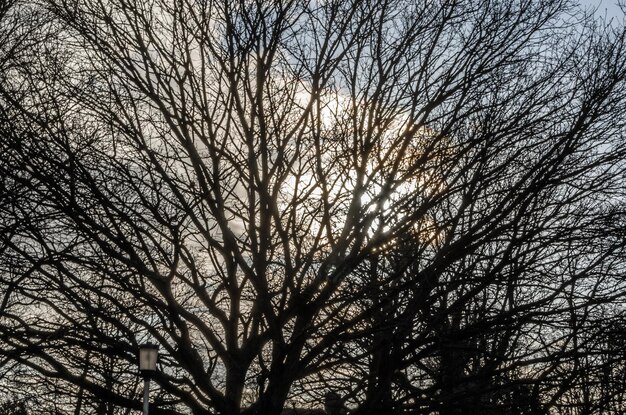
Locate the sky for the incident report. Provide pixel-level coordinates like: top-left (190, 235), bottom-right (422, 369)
top-left (579, 0), bottom-right (625, 21)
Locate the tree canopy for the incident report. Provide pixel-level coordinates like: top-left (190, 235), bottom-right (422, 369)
top-left (1, 0), bottom-right (626, 414)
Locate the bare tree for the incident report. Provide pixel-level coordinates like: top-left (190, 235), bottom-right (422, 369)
top-left (1, 0), bottom-right (626, 414)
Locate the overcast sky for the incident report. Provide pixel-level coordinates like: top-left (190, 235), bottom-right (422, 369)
top-left (579, 0), bottom-right (624, 20)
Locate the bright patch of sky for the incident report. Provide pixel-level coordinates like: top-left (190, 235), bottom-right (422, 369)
top-left (579, 0), bottom-right (625, 21)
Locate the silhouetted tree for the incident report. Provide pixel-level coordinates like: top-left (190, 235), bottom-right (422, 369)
top-left (1, 0), bottom-right (626, 414)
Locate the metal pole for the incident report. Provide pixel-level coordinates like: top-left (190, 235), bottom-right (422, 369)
top-left (143, 378), bottom-right (150, 415)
